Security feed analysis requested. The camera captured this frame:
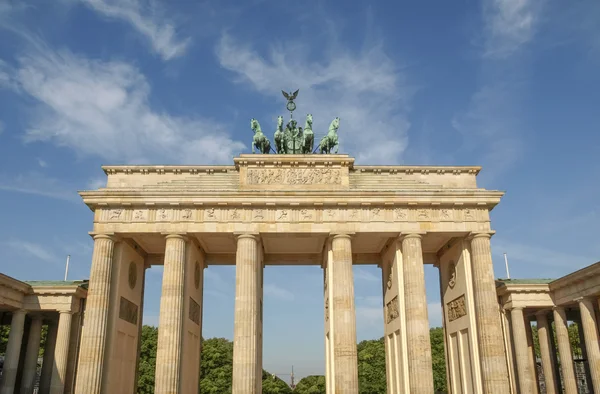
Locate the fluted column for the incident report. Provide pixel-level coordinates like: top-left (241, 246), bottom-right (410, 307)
top-left (510, 308), bottom-right (535, 393)
top-left (577, 297), bottom-right (600, 394)
top-left (553, 306), bottom-right (578, 394)
top-left (469, 233), bottom-right (510, 393)
top-left (536, 312), bottom-right (558, 394)
top-left (20, 316), bottom-right (43, 394)
top-left (330, 234), bottom-right (359, 394)
top-left (74, 234), bottom-right (115, 394)
top-left (232, 234), bottom-right (262, 394)
top-left (0, 310), bottom-right (27, 394)
top-left (40, 320), bottom-right (58, 394)
top-left (50, 311), bottom-right (73, 394)
top-left (155, 234), bottom-right (187, 394)
top-left (401, 234), bottom-right (434, 393)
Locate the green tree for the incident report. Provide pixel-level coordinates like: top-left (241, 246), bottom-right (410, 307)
top-left (430, 327), bottom-right (447, 393)
top-left (199, 337), bottom-right (234, 393)
top-left (262, 370), bottom-right (293, 394)
top-left (568, 322), bottom-right (582, 358)
top-left (293, 375), bottom-right (326, 394)
top-left (0, 325), bottom-right (9, 355)
top-left (357, 337), bottom-right (386, 394)
top-left (137, 325), bottom-right (158, 394)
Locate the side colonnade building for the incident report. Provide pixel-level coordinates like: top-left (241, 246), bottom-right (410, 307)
top-left (0, 154), bottom-right (598, 394)
top-left (497, 261), bottom-right (600, 394)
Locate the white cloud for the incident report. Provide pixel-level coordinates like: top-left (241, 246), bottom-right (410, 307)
top-left (80, 0), bottom-right (190, 60)
top-left (451, 81), bottom-right (524, 180)
top-left (493, 238), bottom-right (595, 273)
top-left (87, 177), bottom-right (105, 190)
top-left (0, 171), bottom-right (80, 201)
top-left (216, 34), bottom-right (412, 164)
top-left (2, 48), bottom-right (244, 164)
top-left (354, 267), bottom-right (380, 282)
top-left (264, 283), bottom-right (295, 301)
top-left (5, 239), bottom-right (57, 263)
top-left (36, 158), bottom-right (47, 167)
top-left (484, 0), bottom-right (540, 58)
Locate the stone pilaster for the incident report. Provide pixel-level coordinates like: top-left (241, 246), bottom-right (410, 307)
top-left (232, 234), bottom-right (262, 394)
top-left (0, 309), bottom-right (27, 394)
top-left (74, 234), bottom-right (115, 394)
top-left (536, 312), bottom-right (558, 394)
top-left (510, 308), bottom-right (535, 394)
top-left (40, 320), bottom-right (58, 394)
top-left (330, 234), bottom-right (359, 394)
top-left (20, 316), bottom-right (43, 394)
top-left (468, 233), bottom-right (510, 393)
top-left (576, 298), bottom-right (600, 394)
top-left (155, 234), bottom-right (187, 394)
top-left (50, 311), bottom-right (73, 394)
top-left (400, 234), bottom-right (434, 393)
top-left (552, 306), bottom-right (578, 394)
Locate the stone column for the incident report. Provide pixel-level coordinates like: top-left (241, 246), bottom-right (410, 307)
top-left (510, 308), bottom-right (535, 393)
top-left (232, 234), bottom-right (262, 394)
top-left (0, 309), bottom-right (27, 394)
top-left (20, 316), bottom-right (43, 394)
top-left (329, 234), bottom-right (359, 394)
top-left (553, 306), bottom-right (578, 394)
top-left (40, 320), bottom-right (58, 394)
top-left (536, 311), bottom-right (558, 394)
top-left (74, 234), bottom-right (115, 394)
top-left (577, 297), bottom-right (600, 394)
top-left (155, 234), bottom-right (187, 394)
top-left (50, 311), bottom-right (73, 394)
top-left (468, 233), bottom-right (510, 393)
top-left (400, 234), bottom-right (434, 393)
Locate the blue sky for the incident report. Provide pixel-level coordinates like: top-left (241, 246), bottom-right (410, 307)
top-left (1, 0), bottom-right (599, 381)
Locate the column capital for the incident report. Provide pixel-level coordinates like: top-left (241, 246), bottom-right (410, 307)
top-left (234, 232), bottom-right (259, 241)
top-left (574, 296), bottom-right (594, 304)
top-left (89, 232), bottom-right (118, 241)
top-left (13, 309), bottom-right (27, 317)
top-left (510, 306), bottom-right (525, 312)
top-left (467, 231), bottom-right (496, 241)
top-left (399, 232), bottom-right (425, 241)
top-left (552, 305), bottom-right (565, 312)
top-left (57, 309), bottom-right (74, 315)
top-left (163, 233), bottom-right (188, 241)
top-left (331, 233), bottom-right (354, 241)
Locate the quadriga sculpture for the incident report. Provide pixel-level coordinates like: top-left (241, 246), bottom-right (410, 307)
top-left (250, 118), bottom-right (271, 154)
top-left (318, 117), bottom-right (340, 154)
top-left (302, 114), bottom-right (314, 154)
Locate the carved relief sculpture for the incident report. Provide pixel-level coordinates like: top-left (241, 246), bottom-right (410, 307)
top-left (119, 297), bottom-right (138, 325)
top-left (386, 296), bottom-right (399, 323)
top-left (189, 298), bottom-right (201, 325)
top-left (448, 262), bottom-right (457, 289)
top-left (128, 262), bottom-right (137, 290)
top-left (447, 295), bottom-right (467, 322)
top-left (246, 168), bottom-right (342, 185)
top-left (109, 209), bottom-right (122, 219)
top-left (182, 209), bottom-right (192, 219)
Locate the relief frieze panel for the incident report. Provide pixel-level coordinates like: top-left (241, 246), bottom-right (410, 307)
top-left (447, 294), bottom-right (467, 322)
top-left (98, 206), bottom-right (487, 224)
top-left (386, 296), bottom-right (400, 323)
top-left (119, 296), bottom-right (139, 325)
top-left (247, 168), bottom-right (342, 185)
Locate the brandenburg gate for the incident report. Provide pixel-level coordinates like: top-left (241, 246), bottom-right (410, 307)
top-left (73, 151), bottom-right (511, 394)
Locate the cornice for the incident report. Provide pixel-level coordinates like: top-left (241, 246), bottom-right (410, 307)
top-left (102, 165), bottom-right (235, 175)
top-left (79, 190), bottom-right (504, 210)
